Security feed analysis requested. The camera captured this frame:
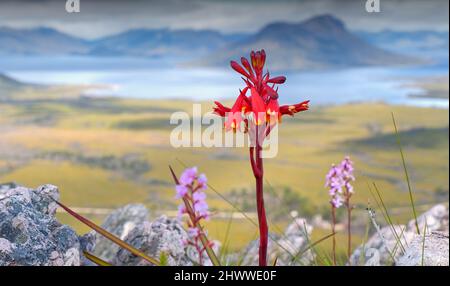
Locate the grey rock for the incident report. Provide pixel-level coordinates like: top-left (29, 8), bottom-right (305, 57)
top-left (350, 204), bottom-right (450, 266)
top-left (0, 184), bottom-right (89, 266)
top-left (407, 204), bottom-right (449, 234)
top-left (397, 231), bottom-right (449, 266)
top-left (114, 215), bottom-right (191, 266)
top-left (349, 225), bottom-right (415, 266)
top-left (93, 203), bottom-right (149, 261)
top-left (79, 231), bottom-right (97, 266)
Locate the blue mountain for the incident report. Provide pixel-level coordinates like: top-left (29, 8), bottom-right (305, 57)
top-left (90, 28), bottom-right (247, 58)
top-left (0, 27), bottom-right (90, 55)
top-left (199, 15), bottom-right (421, 70)
top-left (0, 15), bottom-right (425, 70)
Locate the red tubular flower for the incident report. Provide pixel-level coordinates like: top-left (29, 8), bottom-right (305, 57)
top-left (230, 60), bottom-right (251, 79)
top-left (224, 87), bottom-right (250, 131)
top-left (263, 84), bottom-right (278, 100)
top-left (280, 100), bottom-right (310, 116)
top-left (213, 49), bottom-right (309, 266)
top-left (250, 87), bottom-right (266, 125)
top-left (251, 50), bottom-right (266, 76)
top-left (241, 57), bottom-right (255, 80)
top-left (213, 101), bottom-right (231, 117)
top-left (266, 98), bottom-right (280, 122)
top-left (267, 76), bottom-right (286, 84)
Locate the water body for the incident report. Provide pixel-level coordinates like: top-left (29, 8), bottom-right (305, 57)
top-left (1, 56), bottom-right (448, 108)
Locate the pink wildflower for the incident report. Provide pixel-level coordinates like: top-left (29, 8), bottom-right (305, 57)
top-left (179, 167), bottom-right (198, 185)
top-left (174, 167), bottom-right (212, 265)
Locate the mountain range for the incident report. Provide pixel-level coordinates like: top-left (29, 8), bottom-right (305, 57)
top-left (0, 14), bottom-right (437, 70)
top-left (0, 27), bottom-right (90, 55)
top-left (197, 15), bottom-right (420, 70)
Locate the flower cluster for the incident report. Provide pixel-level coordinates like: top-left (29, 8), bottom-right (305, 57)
top-left (213, 49), bottom-right (309, 133)
top-left (176, 167), bottom-right (209, 219)
top-left (175, 167), bottom-right (213, 265)
top-left (325, 156), bottom-right (355, 208)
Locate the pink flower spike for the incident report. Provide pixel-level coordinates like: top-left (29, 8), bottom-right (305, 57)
top-left (177, 204), bottom-right (186, 220)
top-left (331, 196), bottom-right (343, 208)
top-left (179, 167), bottom-right (198, 185)
top-left (173, 166), bottom-right (214, 266)
top-left (197, 173), bottom-right (207, 185)
top-left (193, 191), bottom-right (206, 202)
top-left (194, 200), bottom-right (209, 217)
top-left (175, 185), bottom-right (189, 199)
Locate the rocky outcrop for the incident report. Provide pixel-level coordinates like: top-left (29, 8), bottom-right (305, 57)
top-left (2, 181), bottom-right (448, 267)
top-left (349, 224), bottom-right (415, 266)
top-left (114, 215), bottom-right (192, 266)
top-left (407, 204), bottom-right (449, 234)
top-left (397, 231), bottom-right (449, 266)
top-left (93, 203), bottom-right (149, 261)
top-left (350, 204), bottom-right (449, 266)
top-left (0, 184), bottom-right (91, 266)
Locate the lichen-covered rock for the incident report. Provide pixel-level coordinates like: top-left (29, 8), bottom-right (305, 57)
top-left (239, 218), bottom-right (314, 266)
top-left (0, 184), bottom-right (89, 266)
top-left (79, 231), bottom-right (97, 266)
top-left (349, 225), bottom-right (415, 266)
top-left (114, 215), bottom-right (191, 266)
top-left (350, 204), bottom-right (450, 266)
top-left (397, 231), bottom-right (449, 266)
top-left (407, 204), bottom-right (449, 234)
top-left (93, 203), bottom-right (149, 261)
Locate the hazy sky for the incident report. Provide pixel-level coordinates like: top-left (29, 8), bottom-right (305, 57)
top-left (0, 0), bottom-right (448, 38)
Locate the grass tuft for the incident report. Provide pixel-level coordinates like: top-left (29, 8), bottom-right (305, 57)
top-left (391, 112), bottom-right (420, 234)
top-left (421, 221), bottom-right (428, 266)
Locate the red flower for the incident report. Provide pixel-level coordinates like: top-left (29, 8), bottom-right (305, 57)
top-left (214, 49), bottom-right (309, 131)
top-left (213, 101), bottom-right (230, 117)
top-left (266, 98), bottom-right (280, 122)
top-left (280, 100), bottom-right (310, 116)
top-left (212, 50), bottom-right (310, 267)
top-left (250, 87), bottom-right (266, 125)
top-left (224, 87), bottom-right (250, 131)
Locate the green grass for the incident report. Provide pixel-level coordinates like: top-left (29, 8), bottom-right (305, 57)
top-left (348, 127), bottom-right (449, 149)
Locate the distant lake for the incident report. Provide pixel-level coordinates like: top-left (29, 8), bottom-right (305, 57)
top-left (1, 55), bottom-right (448, 108)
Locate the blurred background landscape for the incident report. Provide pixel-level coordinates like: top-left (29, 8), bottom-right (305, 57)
top-left (0, 0), bottom-right (448, 255)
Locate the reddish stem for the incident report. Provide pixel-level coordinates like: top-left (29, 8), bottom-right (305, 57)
top-left (251, 125), bottom-right (268, 266)
top-left (331, 206), bottom-right (337, 266)
top-left (249, 147), bottom-right (261, 177)
top-left (346, 197), bottom-right (352, 263)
